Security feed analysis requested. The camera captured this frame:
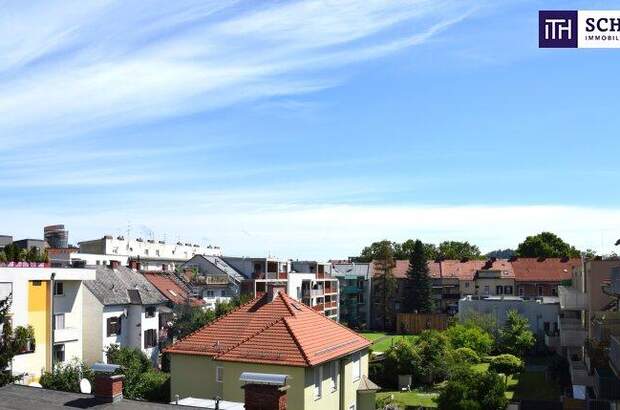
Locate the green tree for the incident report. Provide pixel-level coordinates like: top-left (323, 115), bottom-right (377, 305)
top-left (401, 240), bottom-right (439, 260)
top-left (436, 366), bottom-right (507, 410)
top-left (445, 324), bottom-right (494, 355)
top-left (498, 310), bottom-right (535, 357)
top-left (383, 338), bottom-right (420, 387)
top-left (405, 240), bottom-right (433, 313)
top-left (489, 354), bottom-right (524, 386)
top-left (452, 347), bottom-right (480, 364)
top-left (416, 330), bottom-right (451, 385)
top-left (485, 249), bottom-right (516, 259)
top-left (0, 295), bottom-right (35, 386)
top-left (40, 360), bottom-right (94, 392)
top-left (105, 344), bottom-right (169, 402)
top-left (359, 240), bottom-right (398, 262)
top-left (373, 241), bottom-right (397, 331)
top-left (516, 232), bottom-right (580, 258)
top-left (438, 241), bottom-right (482, 260)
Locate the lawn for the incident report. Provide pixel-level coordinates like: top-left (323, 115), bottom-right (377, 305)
top-left (359, 332), bottom-right (418, 352)
top-left (377, 391), bottom-right (438, 408)
top-left (377, 359), bottom-right (560, 408)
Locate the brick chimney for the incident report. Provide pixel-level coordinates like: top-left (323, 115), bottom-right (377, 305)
top-left (109, 260), bottom-right (120, 269)
top-left (94, 374), bottom-right (124, 403)
top-left (243, 383), bottom-right (288, 410)
top-left (267, 284), bottom-right (286, 302)
top-left (128, 260), bottom-right (138, 270)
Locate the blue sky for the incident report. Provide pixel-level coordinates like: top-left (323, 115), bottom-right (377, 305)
top-left (2, 0), bottom-right (620, 259)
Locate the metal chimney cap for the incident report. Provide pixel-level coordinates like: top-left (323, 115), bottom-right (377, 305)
top-left (239, 372), bottom-right (289, 386)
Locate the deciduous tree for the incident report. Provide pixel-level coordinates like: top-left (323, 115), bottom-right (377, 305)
top-left (516, 232), bottom-right (580, 258)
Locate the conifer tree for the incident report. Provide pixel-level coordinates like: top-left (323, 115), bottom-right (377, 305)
top-left (405, 239), bottom-right (434, 313)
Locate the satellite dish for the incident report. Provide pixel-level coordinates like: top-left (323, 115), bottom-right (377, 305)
top-left (80, 378), bottom-right (92, 394)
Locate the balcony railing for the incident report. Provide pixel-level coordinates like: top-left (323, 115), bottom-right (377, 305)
top-left (558, 285), bottom-right (587, 311)
top-left (204, 275), bottom-right (229, 285)
top-left (312, 303), bottom-right (325, 312)
top-left (609, 336), bottom-right (620, 375)
top-left (593, 367), bottom-right (620, 400)
top-left (592, 316), bottom-right (620, 343)
top-left (559, 317), bottom-right (587, 347)
top-left (303, 288), bottom-right (324, 298)
top-left (544, 332), bottom-right (560, 351)
top-left (324, 301), bottom-right (338, 309)
top-left (54, 327), bottom-right (79, 343)
top-left (569, 355), bottom-right (592, 386)
top-left (608, 267), bottom-right (620, 296)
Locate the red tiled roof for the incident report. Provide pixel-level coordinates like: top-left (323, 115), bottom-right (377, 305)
top-left (165, 291), bottom-right (369, 367)
top-left (142, 272), bottom-right (204, 306)
top-left (511, 257), bottom-right (579, 282)
top-left (373, 258), bottom-right (577, 282)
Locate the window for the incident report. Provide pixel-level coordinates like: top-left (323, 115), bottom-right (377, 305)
top-left (313, 366), bottom-right (322, 399)
top-left (504, 286), bottom-right (513, 295)
top-left (145, 306), bottom-right (156, 318)
top-left (351, 352), bottom-right (361, 381)
top-left (552, 287), bottom-right (558, 296)
top-left (53, 314), bottom-right (65, 330)
top-left (221, 290), bottom-right (226, 297)
top-left (206, 290), bottom-right (214, 297)
top-left (544, 322), bottom-right (550, 333)
top-left (143, 329), bottom-right (157, 348)
top-left (538, 286), bottom-right (544, 296)
top-left (496, 286), bottom-right (503, 295)
top-left (483, 286), bottom-right (490, 296)
top-left (54, 282), bottom-right (64, 296)
top-left (216, 366), bottom-right (223, 383)
top-left (107, 316), bottom-right (122, 337)
top-left (330, 361), bottom-right (338, 392)
top-left (53, 344), bottom-right (65, 363)
top-left (465, 282), bottom-right (470, 288)
top-left (156, 250), bottom-right (160, 256)
top-left (145, 249), bottom-right (149, 256)
top-left (519, 287), bottom-right (524, 296)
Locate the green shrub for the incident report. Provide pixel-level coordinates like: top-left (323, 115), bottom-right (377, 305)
top-left (134, 370), bottom-right (170, 403)
top-left (453, 347), bottom-right (480, 364)
top-left (445, 324), bottom-right (494, 355)
top-left (40, 360), bottom-right (94, 393)
top-left (436, 366), bottom-right (507, 410)
top-left (489, 354), bottom-right (524, 384)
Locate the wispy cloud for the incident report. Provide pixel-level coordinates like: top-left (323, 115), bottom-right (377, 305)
top-left (0, 0), bottom-right (474, 150)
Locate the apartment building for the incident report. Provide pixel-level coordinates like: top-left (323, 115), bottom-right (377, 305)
top-left (166, 287), bottom-right (376, 410)
top-left (547, 259), bottom-right (620, 405)
top-left (332, 262), bottom-right (372, 329)
top-left (0, 266), bottom-right (95, 384)
top-left (181, 255), bottom-right (245, 309)
top-left (77, 235), bottom-right (221, 271)
top-left (512, 257), bottom-right (578, 297)
top-left (81, 265), bottom-right (168, 365)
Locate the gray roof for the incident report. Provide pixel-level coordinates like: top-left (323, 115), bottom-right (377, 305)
top-left (332, 263), bottom-right (371, 279)
top-left (84, 266), bottom-right (167, 306)
top-left (0, 384), bottom-right (204, 409)
top-left (191, 255), bottom-right (245, 282)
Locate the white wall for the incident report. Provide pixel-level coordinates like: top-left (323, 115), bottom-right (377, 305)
top-left (53, 280), bottom-right (83, 363)
top-left (101, 305), bottom-right (127, 362)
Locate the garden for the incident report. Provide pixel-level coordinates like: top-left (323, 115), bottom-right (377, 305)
top-left (369, 310), bottom-right (562, 410)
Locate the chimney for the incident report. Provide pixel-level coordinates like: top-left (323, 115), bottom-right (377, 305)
top-left (109, 260), bottom-right (120, 269)
top-left (128, 260), bottom-right (138, 270)
top-left (267, 284), bottom-right (286, 302)
top-left (94, 374), bottom-right (124, 403)
top-left (240, 373), bottom-right (289, 410)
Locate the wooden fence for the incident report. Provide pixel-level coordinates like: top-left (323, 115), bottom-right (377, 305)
top-left (396, 313), bottom-right (450, 334)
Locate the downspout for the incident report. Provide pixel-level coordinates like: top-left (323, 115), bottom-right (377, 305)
top-left (50, 272), bottom-right (56, 372)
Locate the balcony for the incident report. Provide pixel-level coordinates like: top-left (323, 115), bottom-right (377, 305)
top-left (312, 303), bottom-right (325, 312)
top-left (607, 267), bottom-right (620, 296)
top-left (204, 275), bottom-right (229, 285)
top-left (54, 327), bottom-right (79, 343)
top-left (568, 352), bottom-right (592, 386)
top-left (559, 317), bottom-right (587, 347)
top-left (591, 315), bottom-right (620, 343)
top-left (303, 288), bottom-right (324, 298)
top-left (324, 301), bottom-right (338, 309)
top-left (558, 285), bottom-right (587, 311)
top-left (342, 285), bottom-right (362, 295)
top-left (609, 336), bottom-right (620, 375)
top-left (545, 331), bottom-right (560, 351)
top-left (593, 367), bottom-right (620, 400)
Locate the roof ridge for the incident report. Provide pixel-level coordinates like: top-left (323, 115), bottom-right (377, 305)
top-left (214, 316), bottom-right (287, 359)
top-left (166, 293), bottom-right (264, 353)
top-left (282, 316), bottom-right (310, 366)
top-left (283, 292), bottom-right (370, 346)
top-left (279, 291), bottom-right (297, 317)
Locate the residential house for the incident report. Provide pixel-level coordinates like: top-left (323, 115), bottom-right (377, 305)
top-left (0, 265), bottom-right (95, 384)
top-left (512, 257), bottom-right (579, 297)
top-left (81, 265), bottom-right (168, 365)
top-left (332, 262), bottom-right (372, 329)
top-left (180, 255), bottom-right (245, 309)
top-left (166, 286), bottom-right (377, 410)
top-left (458, 295), bottom-right (560, 339)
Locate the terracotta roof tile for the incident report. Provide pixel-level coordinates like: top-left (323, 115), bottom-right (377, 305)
top-left (511, 257), bottom-right (579, 282)
top-left (142, 272), bottom-right (204, 306)
top-left (166, 292), bottom-right (369, 367)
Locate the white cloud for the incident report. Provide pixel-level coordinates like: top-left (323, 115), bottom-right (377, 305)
top-left (4, 204), bottom-right (620, 260)
top-left (0, 0), bottom-right (474, 150)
